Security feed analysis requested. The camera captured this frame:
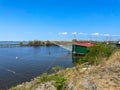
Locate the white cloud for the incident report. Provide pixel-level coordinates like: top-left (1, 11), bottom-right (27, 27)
top-left (111, 34), bottom-right (120, 37)
top-left (78, 32), bottom-right (87, 35)
top-left (91, 33), bottom-right (100, 36)
top-left (91, 33), bottom-right (112, 37)
top-left (72, 32), bottom-right (77, 35)
top-left (102, 34), bottom-right (110, 36)
top-left (58, 32), bottom-right (68, 35)
top-left (90, 33), bottom-right (120, 37)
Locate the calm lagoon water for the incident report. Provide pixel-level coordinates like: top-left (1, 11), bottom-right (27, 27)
top-left (0, 46), bottom-right (73, 89)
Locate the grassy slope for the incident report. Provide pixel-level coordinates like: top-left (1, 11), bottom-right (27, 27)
top-left (10, 51), bottom-right (120, 90)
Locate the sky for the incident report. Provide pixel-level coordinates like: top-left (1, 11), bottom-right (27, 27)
top-left (0, 0), bottom-right (120, 41)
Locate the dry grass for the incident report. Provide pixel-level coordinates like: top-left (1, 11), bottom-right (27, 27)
top-left (64, 51), bottom-right (120, 90)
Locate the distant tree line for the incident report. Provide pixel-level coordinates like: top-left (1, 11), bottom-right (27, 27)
top-left (19, 40), bottom-right (56, 47)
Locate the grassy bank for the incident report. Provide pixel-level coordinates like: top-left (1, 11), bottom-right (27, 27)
top-left (9, 49), bottom-right (120, 90)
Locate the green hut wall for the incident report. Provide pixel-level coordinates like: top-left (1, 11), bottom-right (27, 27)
top-left (72, 45), bottom-right (88, 55)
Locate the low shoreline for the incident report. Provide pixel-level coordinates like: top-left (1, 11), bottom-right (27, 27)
top-left (9, 51), bottom-right (120, 90)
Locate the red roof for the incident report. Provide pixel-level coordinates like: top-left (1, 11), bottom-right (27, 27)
top-left (74, 42), bottom-right (94, 47)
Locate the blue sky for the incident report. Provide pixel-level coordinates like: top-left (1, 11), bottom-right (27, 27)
top-left (0, 0), bottom-right (120, 41)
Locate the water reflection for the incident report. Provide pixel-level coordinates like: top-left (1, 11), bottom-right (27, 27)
top-left (72, 55), bottom-right (83, 66)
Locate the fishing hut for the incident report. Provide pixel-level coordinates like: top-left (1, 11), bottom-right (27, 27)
top-left (72, 42), bottom-right (94, 55)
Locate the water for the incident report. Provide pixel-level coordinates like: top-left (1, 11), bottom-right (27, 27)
top-left (0, 41), bottom-right (28, 45)
top-left (0, 46), bottom-right (73, 89)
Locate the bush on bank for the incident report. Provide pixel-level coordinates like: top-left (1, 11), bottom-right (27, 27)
top-left (78, 43), bottom-right (114, 65)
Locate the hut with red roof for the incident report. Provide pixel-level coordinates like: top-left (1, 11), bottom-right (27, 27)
top-left (72, 42), bottom-right (94, 55)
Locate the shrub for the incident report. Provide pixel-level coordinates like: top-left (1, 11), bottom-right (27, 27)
top-left (79, 44), bottom-right (113, 65)
top-left (51, 66), bottom-right (62, 73)
top-left (36, 73), bottom-right (66, 90)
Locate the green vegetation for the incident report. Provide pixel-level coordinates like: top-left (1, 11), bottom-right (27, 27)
top-left (10, 73), bottom-right (66, 90)
top-left (74, 43), bottom-right (114, 65)
top-left (19, 40), bottom-right (56, 47)
top-left (36, 73), bottom-right (66, 90)
top-left (19, 42), bottom-right (23, 46)
top-left (51, 66), bottom-right (62, 73)
top-left (45, 40), bottom-right (52, 46)
top-left (28, 40), bottom-right (43, 46)
top-left (10, 66), bottom-right (66, 90)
